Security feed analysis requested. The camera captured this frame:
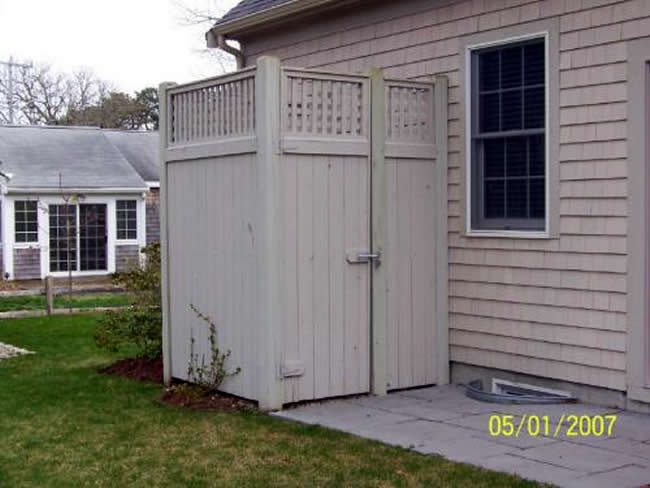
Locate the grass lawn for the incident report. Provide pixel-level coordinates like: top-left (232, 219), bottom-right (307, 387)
top-left (0, 315), bottom-right (540, 487)
top-left (0, 292), bottom-right (130, 312)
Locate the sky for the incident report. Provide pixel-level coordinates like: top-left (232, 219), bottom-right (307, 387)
top-left (0, 0), bottom-right (239, 93)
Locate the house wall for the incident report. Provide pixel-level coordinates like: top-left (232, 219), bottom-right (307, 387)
top-left (13, 247), bottom-right (40, 280)
top-left (241, 0), bottom-right (649, 392)
top-left (146, 188), bottom-right (160, 244)
top-left (1, 193), bottom-right (146, 280)
top-left (115, 245), bottom-right (140, 272)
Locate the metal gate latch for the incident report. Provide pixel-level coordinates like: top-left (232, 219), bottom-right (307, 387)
top-left (346, 248), bottom-right (382, 267)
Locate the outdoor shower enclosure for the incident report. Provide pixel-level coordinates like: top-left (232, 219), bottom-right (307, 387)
top-left (160, 57), bottom-right (449, 410)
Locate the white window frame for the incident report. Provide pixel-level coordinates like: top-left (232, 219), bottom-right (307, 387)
top-left (465, 31), bottom-right (551, 238)
top-left (13, 199), bottom-right (39, 245)
top-left (116, 199), bottom-right (138, 243)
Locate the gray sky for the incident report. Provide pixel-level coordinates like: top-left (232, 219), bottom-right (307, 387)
top-left (0, 0), bottom-right (239, 93)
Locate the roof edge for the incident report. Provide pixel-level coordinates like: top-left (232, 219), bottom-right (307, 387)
top-left (208, 0), bottom-right (341, 39)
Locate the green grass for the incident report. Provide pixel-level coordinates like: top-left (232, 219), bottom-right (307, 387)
top-left (0, 292), bottom-right (130, 312)
top-left (0, 315), bottom-right (540, 487)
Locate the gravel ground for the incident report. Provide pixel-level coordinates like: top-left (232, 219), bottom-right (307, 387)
top-left (0, 342), bottom-right (33, 359)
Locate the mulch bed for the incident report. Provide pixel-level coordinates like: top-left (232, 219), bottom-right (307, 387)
top-left (99, 357), bottom-right (164, 384)
top-left (160, 386), bottom-right (254, 412)
top-left (99, 356), bottom-right (254, 412)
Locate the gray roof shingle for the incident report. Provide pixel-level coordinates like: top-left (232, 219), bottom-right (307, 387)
top-left (0, 126), bottom-right (158, 191)
top-left (103, 130), bottom-right (159, 183)
top-left (220, 0), bottom-right (292, 23)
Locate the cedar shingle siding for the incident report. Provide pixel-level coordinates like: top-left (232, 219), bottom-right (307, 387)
top-left (13, 248), bottom-right (40, 280)
top-left (240, 0), bottom-right (643, 391)
top-left (146, 189), bottom-right (160, 244)
top-left (115, 245), bottom-right (140, 273)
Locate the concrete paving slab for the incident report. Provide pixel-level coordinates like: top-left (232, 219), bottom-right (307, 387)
top-left (515, 441), bottom-right (640, 473)
top-left (357, 419), bottom-right (475, 449)
top-left (386, 402), bottom-right (467, 422)
top-left (275, 386), bottom-right (650, 487)
top-left (273, 401), bottom-right (413, 434)
top-left (565, 464), bottom-right (650, 488)
top-left (474, 454), bottom-right (588, 486)
top-left (607, 412), bottom-right (650, 442)
top-left (472, 429), bottom-right (563, 450)
top-left (416, 435), bottom-right (518, 463)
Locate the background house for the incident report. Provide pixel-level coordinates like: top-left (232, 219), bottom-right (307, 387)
top-left (0, 125), bottom-right (159, 280)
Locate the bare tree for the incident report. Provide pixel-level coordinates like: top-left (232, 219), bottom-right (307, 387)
top-left (174, 0), bottom-right (236, 74)
top-left (0, 61), bottom-right (109, 125)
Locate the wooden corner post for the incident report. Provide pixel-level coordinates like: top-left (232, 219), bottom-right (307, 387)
top-left (433, 75), bottom-right (450, 385)
top-left (370, 68), bottom-right (387, 396)
top-left (255, 57), bottom-right (284, 410)
top-left (159, 81), bottom-right (176, 386)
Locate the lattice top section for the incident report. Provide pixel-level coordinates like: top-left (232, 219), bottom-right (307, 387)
top-left (385, 80), bottom-right (435, 144)
top-left (168, 68), bottom-right (256, 145)
top-left (283, 69), bottom-right (369, 139)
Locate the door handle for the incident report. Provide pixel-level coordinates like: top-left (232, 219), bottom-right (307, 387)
top-left (346, 249), bottom-right (382, 267)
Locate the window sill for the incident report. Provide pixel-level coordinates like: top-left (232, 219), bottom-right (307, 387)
top-left (465, 229), bottom-right (552, 240)
top-left (13, 243), bottom-right (39, 249)
top-left (115, 240), bottom-right (139, 246)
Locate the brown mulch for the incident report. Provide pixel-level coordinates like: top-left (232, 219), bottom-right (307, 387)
top-left (99, 357), bottom-right (164, 384)
top-left (159, 385), bottom-right (255, 412)
top-left (99, 356), bottom-right (254, 412)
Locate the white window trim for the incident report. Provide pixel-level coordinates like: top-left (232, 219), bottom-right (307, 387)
top-left (115, 199), bottom-right (139, 244)
top-left (13, 200), bottom-right (39, 246)
top-left (464, 31), bottom-right (551, 238)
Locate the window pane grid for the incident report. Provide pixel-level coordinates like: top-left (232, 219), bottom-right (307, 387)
top-left (49, 205), bottom-right (77, 272)
top-left (15, 201), bottom-right (38, 243)
top-left (472, 38), bottom-right (546, 231)
top-left (116, 200), bottom-right (137, 240)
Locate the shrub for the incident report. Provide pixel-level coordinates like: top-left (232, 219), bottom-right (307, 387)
top-left (187, 304), bottom-right (241, 392)
top-left (94, 243), bottom-right (162, 359)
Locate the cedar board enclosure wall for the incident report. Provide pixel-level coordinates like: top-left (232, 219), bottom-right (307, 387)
top-left (160, 57), bottom-right (449, 409)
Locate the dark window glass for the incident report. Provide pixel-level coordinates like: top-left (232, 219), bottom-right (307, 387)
top-left (479, 93), bottom-right (500, 132)
top-left (472, 38), bottom-right (546, 231)
top-left (49, 205), bottom-right (77, 272)
top-left (484, 139), bottom-right (505, 177)
top-left (484, 180), bottom-right (505, 218)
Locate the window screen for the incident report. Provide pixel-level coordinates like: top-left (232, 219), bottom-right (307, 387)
top-left (15, 201), bottom-right (38, 243)
top-left (116, 200), bottom-right (137, 240)
top-left (471, 38), bottom-right (546, 231)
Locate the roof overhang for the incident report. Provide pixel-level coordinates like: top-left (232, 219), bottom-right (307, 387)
top-left (207, 0), bottom-right (347, 41)
top-left (5, 187), bottom-right (148, 195)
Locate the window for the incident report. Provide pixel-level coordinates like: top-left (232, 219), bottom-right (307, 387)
top-left (49, 204), bottom-right (77, 272)
top-left (116, 200), bottom-right (137, 240)
top-left (15, 201), bottom-right (38, 243)
top-left (470, 37), bottom-right (546, 231)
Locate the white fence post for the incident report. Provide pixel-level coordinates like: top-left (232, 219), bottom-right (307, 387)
top-left (255, 57), bottom-right (284, 410)
top-left (159, 81), bottom-right (176, 386)
top-left (433, 75), bottom-right (450, 385)
top-left (370, 68), bottom-right (388, 397)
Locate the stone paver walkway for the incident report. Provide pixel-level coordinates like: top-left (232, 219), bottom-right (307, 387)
top-left (0, 342), bottom-right (33, 359)
top-left (272, 386), bottom-right (650, 487)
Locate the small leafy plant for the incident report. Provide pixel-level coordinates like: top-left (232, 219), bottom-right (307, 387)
top-left (187, 304), bottom-right (241, 392)
top-left (94, 243), bottom-right (162, 359)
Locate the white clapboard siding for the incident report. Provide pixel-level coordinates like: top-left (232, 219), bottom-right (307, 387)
top-left (242, 0), bottom-right (645, 391)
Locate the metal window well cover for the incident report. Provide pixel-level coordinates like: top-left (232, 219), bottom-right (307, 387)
top-left (465, 379), bottom-right (578, 404)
